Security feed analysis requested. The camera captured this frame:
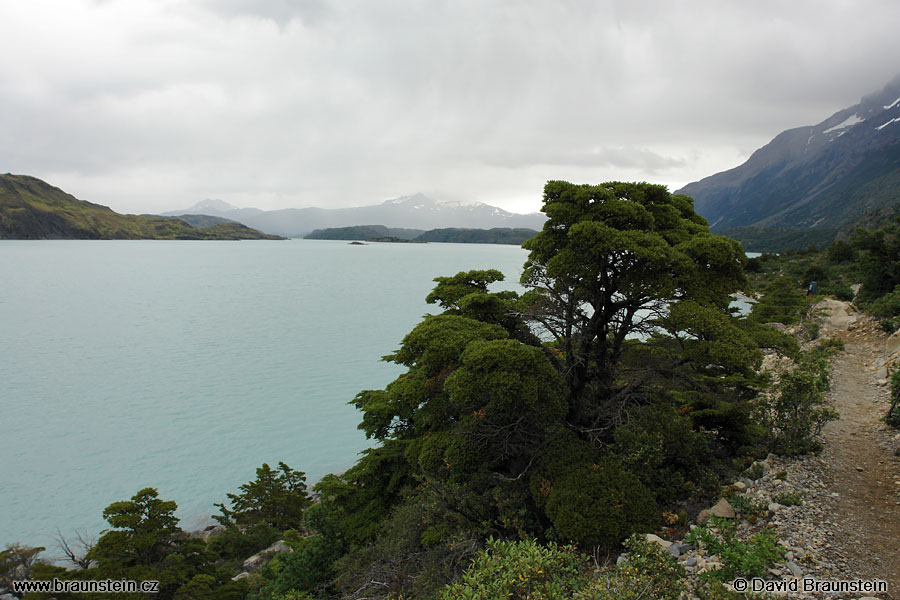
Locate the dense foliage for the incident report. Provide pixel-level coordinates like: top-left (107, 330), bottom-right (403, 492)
top-left (416, 227), bottom-right (537, 244)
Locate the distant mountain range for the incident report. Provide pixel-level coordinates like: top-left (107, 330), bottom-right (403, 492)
top-left (0, 175), bottom-right (283, 240)
top-left (679, 75), bottom-right (900, 251)
top-left (162, 194), bottom-right (547, 238)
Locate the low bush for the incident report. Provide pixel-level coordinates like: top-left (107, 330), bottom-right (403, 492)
top-left (438, 538), bottom-right (590, 600)
top-left (439, 535), bottom-right (687, 600)
top-left (686, 517), bottom-right (784, 580)
top-left (573, 535), bottom-right (686, 600)
top-left (886, 367), bottom-right (900, 429)
top-left (726, 495), bottom-right (766, 515)
top-left (826, 240), bottom-right (856, 263)
top-left (824, 282), bottom-right (855, 301)
top-left (866, 286), bottom-right (900, 318)
top-left (611, 404), bottom-right (715, 505)
top-left (757, 346), bottom-right (840, 456)
top-left (750, 277), bottom-right (807, 325)
top-left (544, 459), bottom-right (659, 549)
top-left (773, 491), bottom-right (803, 506)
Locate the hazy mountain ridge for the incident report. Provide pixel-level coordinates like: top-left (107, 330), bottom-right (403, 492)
top-left (164, 193), bottom-right (547, 237)
top-left (679, 75), bottom-right (900, 247)
top-left (0, 174), bottom-right (283, 240)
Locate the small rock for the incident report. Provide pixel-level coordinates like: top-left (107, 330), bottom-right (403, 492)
top-left (684, 556), bottom-right (697, 568)
top-left (786, 560), bottom-right (803, 577)
top-left (702, 560), bottom-right (722, 573)
top-left (666, 543), bottom-right (681, 558)
top-left (645, 533), bottom-right (672, 549)
top-left (732, 481), bottom-right (747, 492)
top-left (616, 553), bottom-right (628, 566)
top-left (768, 502), bottom-right (783, 512)
top-left (231, 572), bottom-right (251, 581)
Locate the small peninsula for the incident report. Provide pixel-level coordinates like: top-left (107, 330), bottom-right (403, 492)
top-left (305, 224), bottom-right (538, 244)
top-left (0, 174), bottom-right (284, 240)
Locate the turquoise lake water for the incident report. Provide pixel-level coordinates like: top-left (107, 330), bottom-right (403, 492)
top-left (1, 240), bottom-right (530, 552)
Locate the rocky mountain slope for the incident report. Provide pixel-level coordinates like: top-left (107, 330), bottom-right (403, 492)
top-left (679, 75), bottom-right (900, 250)
top-left (0, 174), bottom-right (283, 240)
top-left (164, 194), bottom-right (547, 238)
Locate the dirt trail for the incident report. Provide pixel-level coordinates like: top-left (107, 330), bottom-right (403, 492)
top-left (816, 299), bottom-right (900, 597)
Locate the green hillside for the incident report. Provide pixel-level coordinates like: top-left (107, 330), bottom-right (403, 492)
top-left (304, 224), bottom-right (425, 240)
top-left (0, 174), bottom-right (284, 240)
top-left (306, 224), bottom-right (537, 244)
top-left (415, 227), bottom-right (537, 244)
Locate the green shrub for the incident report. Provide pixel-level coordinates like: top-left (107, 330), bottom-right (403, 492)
top-left (438, 538), bottom-right (590, 600)
top-left (744, 257), bottom-right (763, 272)
top-left (866, 286), bottom-right (900, 318)
top-left (825, 282), bottom-right (855, 301)
top-left (743, 463), bottom-right (765, 481)
top-left (826, 240), bottom-right (855, 263)
top-left (439, 536), bottom-right (688, 600)
top-left (208, 522), bottom-right (280, 563)
top-left (812, 337), bottom-right (845, 356)
top-left (802, 265), bottom-right (827, 287)
top-left (686, 517), bottom-right (784, 580)
top-left (886, 367), bottom-right (900, 429)
top-left (758, 359), bottom-right (838, 456)
top-left (726, 495), bottom-right (765, 515)
top-left (773, 491), bottom-right (803, 506)
top-left (572, 535), bottom-right (686, 600)
top-left (750, 277), bottom-right (807, 325)
top-left (798, 318), bottom-right (820, 341)
top-left (611, 405), bottom-right (714, 505)
top-left (544, 460), bottom-right (659, 548)
top-left (214, 462), bottom-right (311, 532)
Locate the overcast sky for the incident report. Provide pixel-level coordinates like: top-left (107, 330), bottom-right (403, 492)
top-left (2, 0), bottom-right (900, 215)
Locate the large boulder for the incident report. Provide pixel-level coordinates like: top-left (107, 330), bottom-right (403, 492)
top-left (886, 330), bottom-right (900, 355)
top-left (242, 540), bottom-right (292, 572)
top-left (697, 498), bottom-right (735, 525)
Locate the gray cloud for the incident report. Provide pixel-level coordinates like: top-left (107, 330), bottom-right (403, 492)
top-left (195, 0), bottom-right (333, 26)
top-left (2, 0), bottom-right (900, 214)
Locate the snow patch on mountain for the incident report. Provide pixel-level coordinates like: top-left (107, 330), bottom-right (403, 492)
top-left (876, 117), bottom-right (900, 131)
top-left (823, 114), bottom-right (864, 134)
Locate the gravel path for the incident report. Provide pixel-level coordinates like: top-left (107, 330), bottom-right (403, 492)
top-left (668, 301), bottom-right (900, 599)
top-left (814, 307), bottom-right (900, 596)
top-left (746, 303), bottom-right (900, 598)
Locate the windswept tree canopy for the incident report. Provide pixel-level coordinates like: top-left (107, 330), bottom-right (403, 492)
top-left (319, 181), bottom-right (790, 599)
top-left (520, 181), bottom-right (749, 435)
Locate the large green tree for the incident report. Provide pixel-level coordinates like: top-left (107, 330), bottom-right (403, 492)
top-left (309, 181), bottom-right (788, 598)
top-left (84, 488), bottom-right (243, 600)
top-left (520, 181), bottom-right (750, 438)
top-left (89, 487), bottom-right (181, 570)
top-left (215, 462), bottom-right (310, 532)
